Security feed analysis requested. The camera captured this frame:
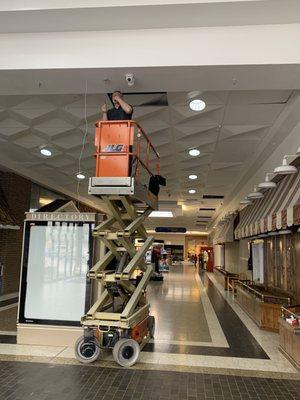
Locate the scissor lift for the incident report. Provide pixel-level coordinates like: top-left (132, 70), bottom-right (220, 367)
top-left (74, 120), bottom-right (161, 367)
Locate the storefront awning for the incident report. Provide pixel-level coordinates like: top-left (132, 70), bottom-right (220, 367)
top-left (0, 185), bottom-right (19, 230)
top-left (235, 171), bottom-right (300, 239)
top-left (213, 212), bottom-right (237, 244)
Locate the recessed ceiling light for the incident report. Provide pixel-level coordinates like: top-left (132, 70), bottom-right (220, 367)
top-left (189, 174), bottom-right (198, 180)
top-left (149, 211), bottom-right (173, 218)
top-left (40, 148), bottom-right (52, 157)
top-left (76, 172), bottom-right (86, 180)
top-left (189, 99), bottom-right (206, 111)
top-left (188, 189), bottom-right (196, 194)
top-left (188, 149), bottom-right (200, 157)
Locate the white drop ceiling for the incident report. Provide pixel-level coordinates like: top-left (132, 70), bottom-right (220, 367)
top-left (0, 89), bottom-right (296, 231)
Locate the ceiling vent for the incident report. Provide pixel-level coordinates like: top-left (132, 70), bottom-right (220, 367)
top-left (202, 195), bottom-right (224, 199)
top-left (199, 207), bottom-right (216, 211)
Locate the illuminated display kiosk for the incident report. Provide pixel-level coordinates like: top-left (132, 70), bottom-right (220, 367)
top-left (17, 201), bottom-right (103, 346)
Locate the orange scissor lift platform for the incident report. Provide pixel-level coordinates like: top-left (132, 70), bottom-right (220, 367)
top-left (75, 120), bottom-right (161, 367)
top-left (88, 120), bottom-right (160, 210)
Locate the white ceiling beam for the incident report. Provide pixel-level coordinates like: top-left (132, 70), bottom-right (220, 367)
top-left (0, 1), bottom-right (299, 33)
top-left (1, 24), bottom-right (300, 71)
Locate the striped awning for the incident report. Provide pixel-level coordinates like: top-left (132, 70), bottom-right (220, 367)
top-left (213, 212), bottom-right (237, 244)
top-left (235, 171), bottom-right (300, 239)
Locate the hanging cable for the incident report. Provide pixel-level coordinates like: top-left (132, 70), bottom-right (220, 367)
top-left (76, 80), bottom-right (89, 209)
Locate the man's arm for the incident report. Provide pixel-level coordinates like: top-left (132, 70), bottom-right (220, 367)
top-left (115, 95), bottom-right (133, 115)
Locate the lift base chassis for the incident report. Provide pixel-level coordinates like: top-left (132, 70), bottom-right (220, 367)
top-left (75, 189), bottom-right (157, 367)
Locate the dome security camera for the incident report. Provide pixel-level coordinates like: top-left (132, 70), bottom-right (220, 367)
top-left (125, 73), bottom-right (135, 87)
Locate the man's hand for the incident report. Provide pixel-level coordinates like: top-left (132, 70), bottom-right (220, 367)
top-left (101, 103), bottom-right (107, 113)
top-left (113, 95), bottom-right (121, 104)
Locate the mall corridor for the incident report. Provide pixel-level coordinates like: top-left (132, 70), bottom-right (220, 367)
top-left (1, 1), bottom-right (300, 398)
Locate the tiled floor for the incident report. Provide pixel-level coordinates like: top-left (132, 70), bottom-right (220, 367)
top-left (147, 264), bottom-right (212, 344)
top-left (0, 263), bottom-right (299, 394)
top-left (0, 361), bottom-right (299, 400)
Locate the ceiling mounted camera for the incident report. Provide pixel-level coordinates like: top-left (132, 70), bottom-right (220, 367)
top-left (125, 73), bottom-right (135, 87)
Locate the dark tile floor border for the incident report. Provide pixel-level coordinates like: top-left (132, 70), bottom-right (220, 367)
top-left (144, 271), bottom-right (269, 359)
top-left (0, 360), bottom-right (299, 400)
top-left (0, 335), bottom-right (16, 344)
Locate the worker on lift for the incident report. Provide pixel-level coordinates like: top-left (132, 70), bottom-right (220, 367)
top-left (101, 91), bottom-right (133, 120)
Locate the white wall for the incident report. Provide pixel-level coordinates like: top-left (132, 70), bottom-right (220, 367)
top-left (224, 239), bottom-right (252, 279)
top-left (151, 233), bottom-right (185, 246)
top-left (213, 244), bottom-right (224, 267)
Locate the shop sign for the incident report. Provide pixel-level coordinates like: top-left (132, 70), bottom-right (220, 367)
top-left (25, 212), bottom-right (96, 222)
top-left (155, 227), bottom-right (186, 233)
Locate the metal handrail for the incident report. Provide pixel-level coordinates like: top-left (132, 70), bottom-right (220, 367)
top-left (236, 280), bottom-right (291, 305)
top-left (281, 305), bottom-right (300, 319)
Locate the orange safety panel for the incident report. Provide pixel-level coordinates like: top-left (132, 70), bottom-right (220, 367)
top-left (95, 121), bottom-right (134, 178)
top-left (131, 317), bottom-right (148, 343)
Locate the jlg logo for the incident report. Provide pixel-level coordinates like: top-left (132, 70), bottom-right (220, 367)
top-left (103, 144), bottom-right (126, 152)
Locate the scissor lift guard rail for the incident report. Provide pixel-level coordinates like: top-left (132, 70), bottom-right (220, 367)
top-left (75, 120), bottom-right (163, 367)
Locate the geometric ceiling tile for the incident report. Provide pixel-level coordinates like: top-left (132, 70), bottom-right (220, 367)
top-left (13, 133), bottom-right (47, 149)
top-left (170, 105), bottom-right (224, 125)
top-left (228, 90), bottom-right (292, 105)
top-left (212, 139), bottom-right (258, 163)
top-left (65, 143), bottom-right (94, 159)
top-left (35, 118), bottom-right (75, 136)
top-left (54, 130), bottom-right (88, 149)
top-left (0, 118), bottom-right (29, 136)
top-left (175, 128), bottom-right (219, 149)
top-left (12, 97), bottom-right (57, 119)
top-left (45, 155), bottom-right (76, 168)
top-left (147, 128), bottom-right (171, 147)
top-left (133, 106), bottom-right (167, 120)
top-left (220, 124), bottom-right (269, 141)
top-left (210, 162), bottom-right (243, 171)
top-left (223, 104), bottom-right (284, 125)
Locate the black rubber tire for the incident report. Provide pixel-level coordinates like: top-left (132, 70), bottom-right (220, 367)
top-left (148, 316), bottom-right (155, 339)
top-left (74, 335), bottom-right (101, 364)
top-left (112, 338), bottom-right (140, 367)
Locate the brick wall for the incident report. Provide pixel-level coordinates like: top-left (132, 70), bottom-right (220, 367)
top-left (0, 172), bottom-right (31, 294)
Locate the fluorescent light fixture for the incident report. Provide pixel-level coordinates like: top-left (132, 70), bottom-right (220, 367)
top-left (40, 148), bottom-right (52, 157)
top-left (189, 174), bottom-right (198, 180)
top-left (247, 187), bottom-right (264, 199)
top-left (189, 99), bottom-right (206, 111)
top-left (76, 172), bottom-right (86, 180)
top-left (149, 211), bottom-right (173, 218)
top-left (258, 173), bottom-right (276, 189)
top-left (188, 149), bottom-right (200, 157)
top-left (188, 189), bottom-right (196, 194)
top-left (274, 156), bottom-right (297, 175)
top-left (39, 197), bottom-right (52, 206)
